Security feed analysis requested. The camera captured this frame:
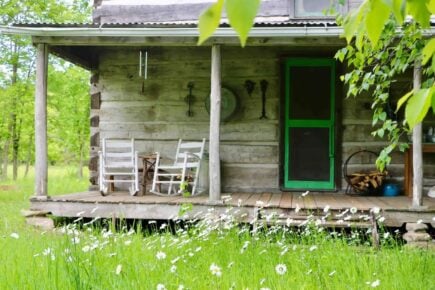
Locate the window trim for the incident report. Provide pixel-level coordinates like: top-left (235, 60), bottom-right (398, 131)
top-left (288, 0), bottom-right (349, 20)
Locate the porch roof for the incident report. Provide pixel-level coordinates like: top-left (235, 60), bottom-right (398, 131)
top-left (0, 21), bottom-right (350, 70)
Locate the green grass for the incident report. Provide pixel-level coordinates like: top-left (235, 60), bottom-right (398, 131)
top-left (0, 166), bottom-right (434, 289)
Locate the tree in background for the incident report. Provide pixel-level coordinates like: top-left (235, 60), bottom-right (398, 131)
top-left (0, 0), bottom-right (91, 179)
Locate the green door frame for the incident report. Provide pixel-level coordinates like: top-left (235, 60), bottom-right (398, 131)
top-left (284, 58), bottom-right (335, 190)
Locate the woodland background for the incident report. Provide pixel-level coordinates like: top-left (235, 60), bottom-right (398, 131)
top-left (0, 0), bottom-right (91, 180)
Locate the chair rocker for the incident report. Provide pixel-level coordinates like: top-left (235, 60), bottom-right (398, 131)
top-left (99, 138), bottom-right (139, 196)
top-left (150, 138), bottom-right (206, 196)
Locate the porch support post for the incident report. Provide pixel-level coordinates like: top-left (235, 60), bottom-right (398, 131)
top-left (209, 44), bottom-right (221, 203)
top-left (412, 60), bottom-right (423, 208)
top-left (34, 43), bottom-right (48, 199)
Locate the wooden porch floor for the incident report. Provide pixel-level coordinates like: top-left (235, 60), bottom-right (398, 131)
top-left (30, 191), bottom-right (435, 227)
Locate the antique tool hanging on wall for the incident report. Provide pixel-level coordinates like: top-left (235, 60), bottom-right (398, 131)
top-left (244, 80), bottom-right (255, 97)
top-left (185, 82), bottom-right (195, 117)
top-left (259, 79), bottom-right (268, 119)
top-left (139, 50), bottom-right (148, 93)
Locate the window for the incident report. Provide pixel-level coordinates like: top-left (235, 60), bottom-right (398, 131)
top-left (291, 0), bottom-right (347, 18)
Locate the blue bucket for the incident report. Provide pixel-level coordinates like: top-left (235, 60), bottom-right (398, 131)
top-left (382, 183), bottom-right (400, 197)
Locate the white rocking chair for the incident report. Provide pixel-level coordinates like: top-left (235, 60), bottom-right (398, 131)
top-left (99, 138), bottom-right (139, 196)
top-left (150, 138), bottom-right (206, 196)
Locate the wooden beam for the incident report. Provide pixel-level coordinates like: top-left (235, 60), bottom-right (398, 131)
top-left (412, 60), bottom-right (423, 208)
top-left (34, 43), bottom-right (48, 200)
top-left (209, 44), bottom-right (221, 203)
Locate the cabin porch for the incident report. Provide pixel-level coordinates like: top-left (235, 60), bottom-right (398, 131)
top-left (29, 191), bottom-right (435, 228)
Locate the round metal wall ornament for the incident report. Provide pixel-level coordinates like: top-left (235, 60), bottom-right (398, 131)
top-left (205, 87), bottom-right (238, 121)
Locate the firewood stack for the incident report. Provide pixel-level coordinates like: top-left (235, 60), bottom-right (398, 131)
top-left (348, 170), bottom-right (387, 193)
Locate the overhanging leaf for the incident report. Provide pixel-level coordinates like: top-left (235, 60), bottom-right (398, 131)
top-left (405, 88), bottom-right (432, 129)
top-left (226, 0), bottom-right (260, 47)
top-left (365, 0), bottom-right (390, 46)
top-left (197, 0), bottom-right (224, 45)
top-left (342, 1), bottom-right (369, 43)
top-left (407, 0), bottom-right (431, 28)
top-left (422, 38), bottom-right (435, 65)
top-left (392, 0), bottom-right (406, 24)
top-left (429, 0), bottom-right (435, 13)
top-left (430, 87), bottom-right (435, 113)
top-left (396, 90), bottom-right (413, 112)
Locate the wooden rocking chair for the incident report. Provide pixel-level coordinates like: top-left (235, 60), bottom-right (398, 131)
top-left (99, 138), bottom-right (139, 196)
top-left (150, 138), bottom-right (206, 196)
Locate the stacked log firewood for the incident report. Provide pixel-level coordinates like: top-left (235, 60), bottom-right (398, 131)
top-left (348, 170), bottom-right (387, 193)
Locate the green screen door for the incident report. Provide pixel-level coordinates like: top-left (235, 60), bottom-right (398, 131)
top-left (284, 58), bottom-right (335, 190)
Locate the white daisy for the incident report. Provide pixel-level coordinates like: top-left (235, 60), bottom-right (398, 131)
top-left (309, 245), bottom-right (318, 252)
top-left (371, 279), bottom-right (380, 288)
top-left (156, 251), bottom-right (167, 260)
top-left (371, 207), bottom-right (380, 215)
top-left (115, 264), bottom-right (122, 275)
top-left (71, 237), bottom-right (80, 244)
top-left (350, 207), bottom-right (357, 214)
top-left (10, 233), bottom-right (19, 239)
top-left (210, 263), bottom-right (222, 277)
top-left (156, 283), bottom-right (167, 290)
top-left (295, 204), bottom-right (301, 213)
top-left (323, 205), bottom-right (330, 213)
top-left (170, 265), bottom-right (177, 273)
top-left (275, 263), bottom-right (287, 275)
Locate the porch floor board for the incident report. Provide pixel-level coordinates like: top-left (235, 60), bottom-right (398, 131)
top-left (29, 191), bottom-right (435, 227)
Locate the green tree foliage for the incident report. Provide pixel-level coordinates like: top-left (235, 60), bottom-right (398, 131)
top-left (0, 0), bottom-right (91, 179)
top-left (336, 0), bottom-right (434, 170)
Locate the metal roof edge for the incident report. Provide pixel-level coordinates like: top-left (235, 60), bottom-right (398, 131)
top-left (0, 25), bottom-right (344, 38)
top-left (1, 25), bottom-right (433, 39)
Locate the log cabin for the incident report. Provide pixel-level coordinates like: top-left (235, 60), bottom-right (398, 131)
top-left (1, 0), bottom-right (434, 229)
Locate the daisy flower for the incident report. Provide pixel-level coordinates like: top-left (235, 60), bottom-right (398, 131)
top-left (156, 251), bottom-right (167, 260)
top-left (210, 263), bottom-right (222, 277)
top-left (115, 264), bottom-right (122, 275)
top-left (275, 263), bottom-right (287, 275)
top-left (10, 233), bottom-right (19, 239)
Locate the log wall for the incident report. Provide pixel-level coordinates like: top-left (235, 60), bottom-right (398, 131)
top-left (92, 45), bottom-right (434, 193)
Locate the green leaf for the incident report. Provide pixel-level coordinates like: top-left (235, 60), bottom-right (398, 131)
top-left (430, 87), bottom-right (435, 113)
top-left (365, 0), bottom-right (390, 46)
top-left (407, 0), bottom-right (431, 28)
top-left (226, 0), bottom-right (260, 47)
top-left (197, 0), bottom-right (224, 45)
top-left (422, 38), bottom-right (435, 65)
top-left (392, 0), bottom-right (406, 24)
top-left (396, 90), bottom-right (413, 112)
top-left (429, 0), bottom-right (435, 13)
top-left (405, 88), bottom-right (432, 129)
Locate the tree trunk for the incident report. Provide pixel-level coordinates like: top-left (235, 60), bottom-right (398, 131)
top-left (24, 133), bottom-right (33, 177)
top-left (12, 115), bottom-right (21, 180)
top-left (78, 140), bottom-right (84, 179)
top-left (11, 42), bottom-right (19, 180)
top-left (412, 60), bottom-right (423, 208)
top-left (2, 131), bottom-right (11, 180)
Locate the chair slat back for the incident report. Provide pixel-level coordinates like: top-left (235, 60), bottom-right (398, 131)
top-left (174, 139), bottom-right (205, 166)
top-left (102, 139), bottom-right (135, 168)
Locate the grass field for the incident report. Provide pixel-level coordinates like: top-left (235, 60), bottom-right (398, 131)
top-left (0, 166), bottom-right (434, 289)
